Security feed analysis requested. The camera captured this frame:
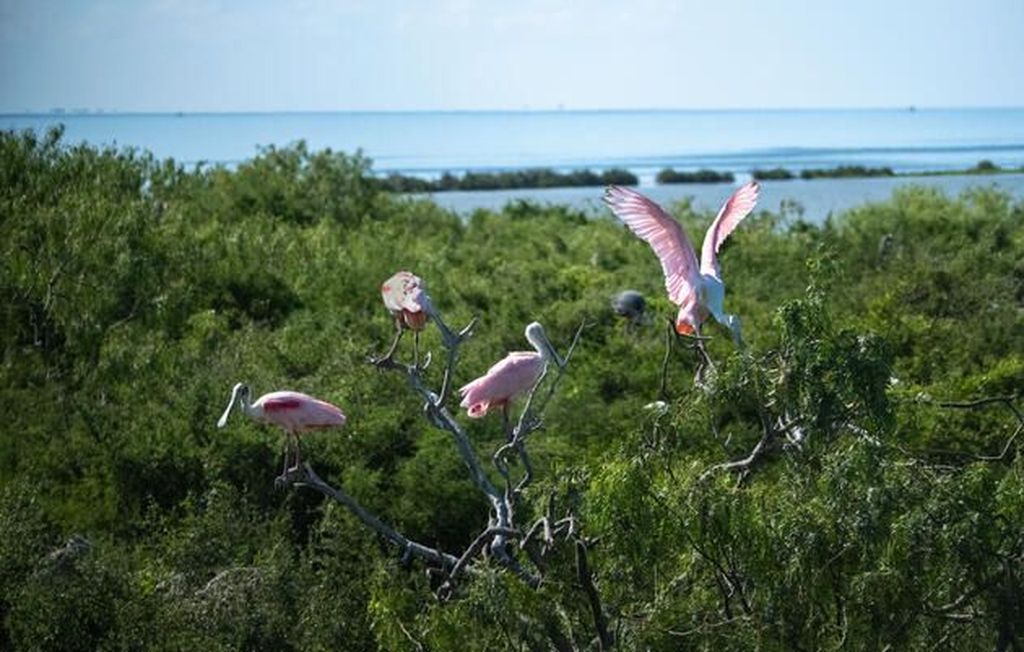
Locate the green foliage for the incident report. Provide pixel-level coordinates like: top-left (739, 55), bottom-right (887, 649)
top-left (799, 165), bottom-right (895, 179)
top-left (751, 167), bottom-right (795, 180)
top-left (1, 129), bottom-right (1022, 649)
top-left (656, 168), bottom-right (735, 184)
top-left (375, 167), bottom-right (639, 192)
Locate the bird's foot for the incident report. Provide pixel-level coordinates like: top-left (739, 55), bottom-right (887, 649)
top-left (368, 352), bottom-right (395, 368)
top-left (275, 466), bottom-right (306, 488)
top-left (415, 351), bottom-right (432, 372)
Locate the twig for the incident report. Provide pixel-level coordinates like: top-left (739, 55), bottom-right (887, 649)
top-left (439, 526), bottom-right (522, 598)
top-left (575, 538), bottom-right (614, 651)
top-left (920, 395), bottom-right (1023, 462)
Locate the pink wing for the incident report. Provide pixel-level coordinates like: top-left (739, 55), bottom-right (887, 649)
top-left (700, 182), bottom-right (760, 275)
top-left (603, 186), bottom-right (700, 306)
top-left (259, 391), bottom-right (346, 432)
top-left (459, 352), bottom-right (543, 418)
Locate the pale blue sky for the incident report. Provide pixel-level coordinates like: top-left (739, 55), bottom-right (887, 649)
top-left (1, 0), bottom-right (1022, 112)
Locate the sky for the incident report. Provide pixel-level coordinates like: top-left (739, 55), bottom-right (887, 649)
top-left (1, 0), bottom-right (1023, 113)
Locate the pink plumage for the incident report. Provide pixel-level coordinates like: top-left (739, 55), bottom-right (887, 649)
top-left (603, 185), bottom-right (701, 306)
top-left (217, 383), bottom-right (346, 477)
top-left (252, 391), bottom-right (347, 434)
top-left (381, 271), bottom-right (429, 330)
top-left (701, 181), bottom-right (760, 276)
top-left (459, 352), bottom-right (545, 418)
top-left (459, 322), bottom-right (560, 419)
top-left (603, 182), bottom-right (760, 338)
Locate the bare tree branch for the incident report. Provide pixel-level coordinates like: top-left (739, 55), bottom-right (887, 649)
top-left (286, 463), bottom-right (458, 569)
top-left (699, 416), bottom-right (797, 481)
top-left (290, 308), bottom-right (584, 598)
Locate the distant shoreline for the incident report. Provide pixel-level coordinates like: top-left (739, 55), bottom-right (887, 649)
top-left (379, 161), bottom-right (1024, 193)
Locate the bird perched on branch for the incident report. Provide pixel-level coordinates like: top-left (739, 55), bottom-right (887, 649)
top-left (216, 383), bottom-right (346, 480)
top-left (459, 322), bottom-right (563, 421)
top-left (379, 270), bottom-right (434, 364)
top-left (603, 182), bottom-right (760, 344)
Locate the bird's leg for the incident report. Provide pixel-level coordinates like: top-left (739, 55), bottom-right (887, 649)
top-left (726, 314), bottom-right (745, 348)
top-left (502, 403), bottom-right (513, 443)
top-left (375, 319), bottom-right (405, 366)
top-left (282, 436), bottom-right (291, 477)
top-left (413, 330), bottom-right (421, 369)
top-left (693, 335), bottom-right (717, 387)
top-left (659, 317), bottom-right (674, 401)
top-left (291, 434), bottom-right (303, 473)
top-left (275, 433), bottom-right (293, 488)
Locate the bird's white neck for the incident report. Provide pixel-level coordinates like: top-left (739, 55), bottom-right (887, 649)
top-left (525, 323), bottom-right (564, 367)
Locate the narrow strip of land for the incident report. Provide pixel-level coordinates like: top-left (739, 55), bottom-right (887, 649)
top-left (378, 160), bottom-right (1024, 193)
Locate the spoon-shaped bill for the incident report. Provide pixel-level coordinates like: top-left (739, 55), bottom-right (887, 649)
top-left (217, 383), bottom-right (243, 428)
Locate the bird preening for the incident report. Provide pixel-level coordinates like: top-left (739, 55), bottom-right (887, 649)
top-left (603, 182), bottom-right (760, 345)
top-left (458, 321), bottom-right (564, 425)
top-left (379, 270), bottom-right (434, 365)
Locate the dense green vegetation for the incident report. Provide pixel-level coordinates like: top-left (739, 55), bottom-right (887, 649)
top-left (2, 127), bottom-right (1023, 650)
top-left (376, 161), bottom-right (1022, 193)
top-left (375, 161), bottom-right (1024, 193)
top-left (751, 167), bottom-right (796, 181)
top-left (377, 167), bottom-right (638, 193)
top-left (655, 168), bottom-right (735, 184)
top-left (799, 165), bottom-right (896, 179)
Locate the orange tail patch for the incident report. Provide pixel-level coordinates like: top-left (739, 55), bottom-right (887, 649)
top-left (675, 321), bottom-right (695, 336)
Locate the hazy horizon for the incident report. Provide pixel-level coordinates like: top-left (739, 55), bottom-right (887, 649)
top-left (6, 105), bottom-right (1024, 117)
top-left (2, 1), bottom-right (1022, 114)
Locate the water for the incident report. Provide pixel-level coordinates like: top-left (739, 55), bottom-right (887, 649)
top-left (4, 109), bottom-right (1024, 178)
top-left (424, 173), bottom-right (1024, 222)
top-left (5, 109), bottom-right (1024, 220)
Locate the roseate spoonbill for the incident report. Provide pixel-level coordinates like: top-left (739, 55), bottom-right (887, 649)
top-left (380, 271), bottom-right (434, 364)
top-left (216, 383), bottom-right (346, 478)
top-left (603, 182), bottom-right (760, 343)
top-left (459, 322), bottom-right (563, 423)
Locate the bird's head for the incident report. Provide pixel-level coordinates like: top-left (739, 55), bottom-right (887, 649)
top-left (611, 290), bottom-right (646, 320)
top-left (726, 315), bottom-right (744, 347)
top-left (217, 382), bottom-right (251, 428)
top-left (524, 321), bottom-right (565, 368)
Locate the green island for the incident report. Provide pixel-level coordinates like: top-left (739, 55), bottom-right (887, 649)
top-left (2, 128), bottom-right (1023, 650)
top-left (655, 168), bottom-right (735, 184)
top-left (754, 161), bottom-right (1023, 182)
top-left (377, 167), bottom-right (638, 192)
top-left (379, 161), bottom-right (1022, 192)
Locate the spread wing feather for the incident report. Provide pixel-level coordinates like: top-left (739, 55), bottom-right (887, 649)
top-left (603, 186), bottom-right (700, 305)
top-left (701, 181), bottom-right (760, 275)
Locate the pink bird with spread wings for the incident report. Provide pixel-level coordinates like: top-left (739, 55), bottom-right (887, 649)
top-left (603, 182), bottom-right (760, 343)
top-left (459, 322), bottom-right (563, 420)
top-left (217, 383), bottom-right (346, 478)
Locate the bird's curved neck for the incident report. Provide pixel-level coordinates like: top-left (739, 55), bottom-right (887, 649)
top-left (238, 393), bottom-right (257, 418)
top-left (526, 328), bottom-right (563, 367)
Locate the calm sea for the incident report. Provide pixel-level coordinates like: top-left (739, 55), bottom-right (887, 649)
top-left (5, 109), bottom-right (1024, 219)
top-left (4, 108), bottom-right (1024, 178)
